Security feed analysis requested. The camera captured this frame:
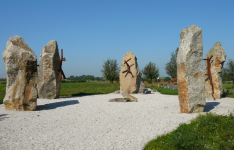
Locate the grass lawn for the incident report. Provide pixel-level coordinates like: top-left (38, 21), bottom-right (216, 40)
top-left (0, 81), bottom-right (120, 104)
top-left (146, 84), bottom-right (178, 95)
top-left (223, 84), bottom-right (234, 91)
top-left (144, 113), bottom-right (234, 150)
top-left (60, 82), bottom-right (120, 96)
top-left (0, 81), bottom-right (6, 104)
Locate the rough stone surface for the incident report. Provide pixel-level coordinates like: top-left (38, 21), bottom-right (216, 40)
top-left (205, 42), bottom-right (226, 100)
top-left (120, 51), bottom-right (141, 94)
top-left (138, 81), bottom-right (148, 93)
top-left (177, 25), bottom-right (206, 113)
top-left (2, 35), bottom-right (37, 111)
top-left (114, 90), bottom-right (120, 94)
top-left (122, 92), bottom-right (137, 102)
top-left (108, 98), bottom-right (130, 102)
top-left (37, 40), bottom-right (61, 99)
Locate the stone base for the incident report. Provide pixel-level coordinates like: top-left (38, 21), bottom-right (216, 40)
top-left (108, 98), bottom-right (134, 102)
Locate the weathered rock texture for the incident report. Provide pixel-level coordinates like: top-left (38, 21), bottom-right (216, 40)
top-left (138, 81), bottom-right (148, 93)
top-left (37, 40), bottom-right (61, 99)
top-left (2, 35), bottom-right (37, 111)
top-left (177, 25), bottom-right (206, 113)
top-left (122, 92), bottom-right (137, 102)
top-left (120, 51), bottom-right (141, 94)
top-left (108, 98), bottom-right (131, 102)
top-left (205, 42), bottom-right (226, 100)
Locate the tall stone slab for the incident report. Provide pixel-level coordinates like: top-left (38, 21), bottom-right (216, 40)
top-left (120, 51), bottom-right (141, 94)
top-left (205, 42), bottom-right (226, 99)
top-left (37, 40), bottom-right (61, 99)
top-left (177, 25), bottom-right (206, 113)
top-left (2, 35), bottom-right (37, 111)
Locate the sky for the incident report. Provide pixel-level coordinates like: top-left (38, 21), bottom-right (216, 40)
top-left (0, 0), bottom-right (234, 78)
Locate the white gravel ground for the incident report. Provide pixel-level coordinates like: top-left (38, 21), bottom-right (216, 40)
top-left (0, 91), bottom-right (234, 150)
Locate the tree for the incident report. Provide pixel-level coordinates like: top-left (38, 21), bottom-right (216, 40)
top-left (141, 62), bottom-right (159, 86)
top-left (101, 58), bottom-right (120, 90)
top-left (165, 48), bottom-right (178, 78)
top-left (223, 59), bottom-right (234, 88)
top-left (164, 77), bottom-right (171, 82)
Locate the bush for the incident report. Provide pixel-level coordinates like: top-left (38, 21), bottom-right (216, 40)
top-left (164, 77), bottom-right (171, 82)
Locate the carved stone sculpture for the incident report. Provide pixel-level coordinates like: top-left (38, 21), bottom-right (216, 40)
top-left (205, 42), bottom-right (226, 99)
top-left (2, 35), bottom-right (37, 111)
top-left (120, 51), bottom-right (141, 94)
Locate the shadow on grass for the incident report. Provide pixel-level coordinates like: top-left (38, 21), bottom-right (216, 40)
top-left (204, 102), bottom-right (220, 112)
top-left (0, 114), bottom-right (9, 121)
top-left (37, 100), bottom-right (79, 111)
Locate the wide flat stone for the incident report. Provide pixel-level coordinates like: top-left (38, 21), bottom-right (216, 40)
top-left (122, 92), bottom-right (138, 102)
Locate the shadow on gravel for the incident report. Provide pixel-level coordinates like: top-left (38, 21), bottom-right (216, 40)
top-left (204, 102), bottom-right (220, 112)
top-left (37, 100), bottom-right (79, 111)
top-left (60, 93), bottom-right (102, 98)
top-left (0, 114), bottom-right (9, 121)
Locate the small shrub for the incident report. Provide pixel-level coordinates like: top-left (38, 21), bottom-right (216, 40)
top-left (164, 77), bottom-right (171, 82)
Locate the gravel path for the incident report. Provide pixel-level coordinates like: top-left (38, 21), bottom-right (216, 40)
top-left (0, 92), bottom-right (234, 150)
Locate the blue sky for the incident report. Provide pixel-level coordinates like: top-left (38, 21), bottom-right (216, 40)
top-left (0, 0), bottom-right (234, 78)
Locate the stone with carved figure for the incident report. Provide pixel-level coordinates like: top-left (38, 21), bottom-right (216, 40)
top-left (120, 51), bottom-right (141, 94)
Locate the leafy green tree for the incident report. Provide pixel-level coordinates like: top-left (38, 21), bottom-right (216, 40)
top-left (165, 48), bottom-right (178, 78)
top-left (164, 77), bottom-right (171, 82)
top-left (142, 62), bottom-right (159, 86)
top-left (223, 59), bottom-right (234, 88)
top-left (101, 58), bottom-right (120, 90)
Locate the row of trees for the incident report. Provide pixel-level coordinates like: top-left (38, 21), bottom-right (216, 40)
top-left (67, 75), bottom-right (103, 81)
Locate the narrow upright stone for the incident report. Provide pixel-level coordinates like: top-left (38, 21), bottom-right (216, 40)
top-left (2, 35), bottom-right (37, 111)
top-left (37, 40), bottom-right (61, 99)
top-left (177, 25), bottom-right (206, 113)
top-left (120, 51), bottom-right (141, 94)
top-left (205, 42), bottom-right (226, 99)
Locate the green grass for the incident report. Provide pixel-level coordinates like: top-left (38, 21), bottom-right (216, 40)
top-left (0, 81), bottom-right (6, 104)
top-left (223, 84), bottom-right (234, 91)
top-left (60, 82), bottom-right (120, 96)
top-left (0, 81), bottom-right (120, 104)
top-left (146, 84), bottom-right (178, 95)
top-left (144, 113), bottom-right (234, 150)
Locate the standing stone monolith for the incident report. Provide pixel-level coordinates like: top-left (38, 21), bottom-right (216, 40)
top-left (120, 51), bottom-right (141, 94)
top-left (177, 25), bottom-right (206, 113)
top-left (37, 40), bottom-right (61, 99)
top-left (205, 42), bottom-right (226, 100)
top-left (2, 35), bottom-right (37, 111)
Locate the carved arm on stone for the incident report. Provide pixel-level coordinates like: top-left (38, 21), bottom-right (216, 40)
top-left (203, 55), bottom-right (215, 99)
top-left (171, 77), bottom-right (177, 83)
top-left (122, 58), bottom-right (134, 77)
top-left (58, 49), bottom-right (66, 82)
